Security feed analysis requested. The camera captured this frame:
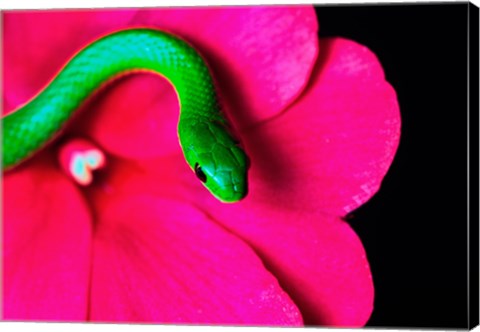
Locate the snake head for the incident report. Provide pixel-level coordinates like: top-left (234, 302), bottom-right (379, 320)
top-left (179, 118), bottom-right (249, 203)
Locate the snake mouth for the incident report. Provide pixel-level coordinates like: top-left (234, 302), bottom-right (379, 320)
top-left (232, 186), bottom-right (248, 202)
top-left (214, 180), bottom-right (248, 203)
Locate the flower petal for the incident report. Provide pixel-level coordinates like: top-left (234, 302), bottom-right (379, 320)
top-left (190, 197), bottom-right (374, 326)
top-left (3, 155), bottom-right (93, 320)
top-left (241, 37), bottom-right (401, 215)
top-left (76, 74), bottom-right (180, 159)
top-left (109, 155), bottom-right (373, 326)
top-left (89, 194), bottom-right (302, 325)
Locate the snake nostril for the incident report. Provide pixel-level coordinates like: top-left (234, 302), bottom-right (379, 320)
top-left (194, 162), bottom-right (207, 183)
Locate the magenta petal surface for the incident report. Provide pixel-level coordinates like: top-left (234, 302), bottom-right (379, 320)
top-left (246, 213), bottom-right (373, 327)
top-left (3, 157), bottom-right (93, 320)
top-left (131, 154), bottom-right (374, 326)
top-left (242, 37), bottom-right (401, 215)
top-left (77, 74), bottom-right (180, 159)
top-left (89, 194), bottom-right (302, 325)
top-left (200, 202), bottom-right (373, 326)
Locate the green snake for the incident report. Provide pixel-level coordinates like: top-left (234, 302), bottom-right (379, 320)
top-left (2, 28), bottom-right (249, 203)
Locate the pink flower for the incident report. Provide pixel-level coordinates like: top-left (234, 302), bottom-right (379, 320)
top-left (3, 6), bottom-right (400, 326)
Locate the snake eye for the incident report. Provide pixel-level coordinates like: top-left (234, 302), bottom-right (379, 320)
top-left (194, 163), bottom-right (207, 183)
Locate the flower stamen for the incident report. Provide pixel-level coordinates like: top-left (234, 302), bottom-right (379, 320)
top-left (59, 138), bottom-right (106, 186)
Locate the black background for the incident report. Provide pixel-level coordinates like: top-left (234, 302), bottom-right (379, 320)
top-left (315, 3), bottom-right (472, 328)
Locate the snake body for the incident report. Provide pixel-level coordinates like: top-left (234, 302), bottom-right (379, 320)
top-left (3, 28), bottom-right (249, 203)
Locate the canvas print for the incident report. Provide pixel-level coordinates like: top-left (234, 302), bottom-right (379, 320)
top-left (2, 2), bottom-right (477, 329)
